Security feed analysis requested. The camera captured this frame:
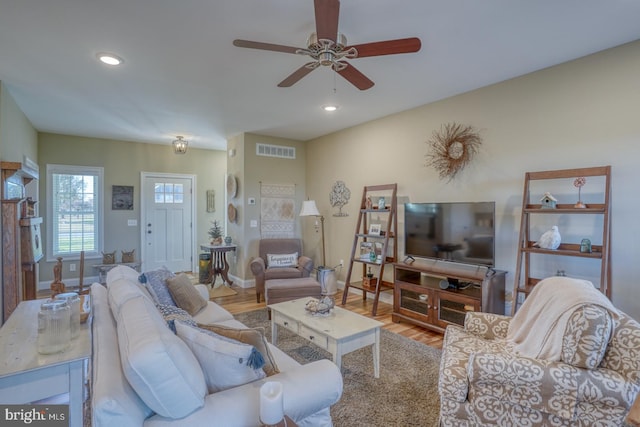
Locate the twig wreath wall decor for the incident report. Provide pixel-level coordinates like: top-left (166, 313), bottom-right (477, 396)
top-left (425, 122), bottom-right (482, 181)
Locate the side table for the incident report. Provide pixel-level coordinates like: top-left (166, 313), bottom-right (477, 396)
top-left (0, 299), bottom-right (92, 427)
top-left (200, 244), bottom-right (236, 287)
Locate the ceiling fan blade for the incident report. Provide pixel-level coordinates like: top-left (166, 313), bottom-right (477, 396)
top-left (314, 0), bottom-right (340, 42)
top-left (335, 61), bottom-right (374, 90)
top-left (278, 63), bottom-right (318, 87)
top-left (346, 37), bottom-right (422, 58)
top-left (233, 39), bottom-right (300, 55)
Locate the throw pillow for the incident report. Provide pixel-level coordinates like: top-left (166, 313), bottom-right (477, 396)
top-left (267, 252), bottom-right (298, 268)
top-left (157, 304), bottom-right (197, 333)
top-left (167, 273), bottom-right (208, 316)
top-left (175, 322), bottom-right (267, 393)
top-left (139, 267), bottom-right (176, 306)
top-left (198, 323), bottom-right (279, 376)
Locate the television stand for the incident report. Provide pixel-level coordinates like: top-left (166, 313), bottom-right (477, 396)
top-left (392, 260), bottom-right (506, 333)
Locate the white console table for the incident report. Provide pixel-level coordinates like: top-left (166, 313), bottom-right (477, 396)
top-left (0, 299), bottom-right (91, 427)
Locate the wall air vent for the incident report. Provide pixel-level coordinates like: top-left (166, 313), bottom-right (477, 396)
top-left (256, 143), bottom-right (296, 159)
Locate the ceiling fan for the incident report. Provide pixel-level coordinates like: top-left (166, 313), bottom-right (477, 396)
top-left (233, 0), bottom-right (421, 90)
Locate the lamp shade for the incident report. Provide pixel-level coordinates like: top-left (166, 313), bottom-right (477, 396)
top-left (300, 200), bottom-right (320, 217)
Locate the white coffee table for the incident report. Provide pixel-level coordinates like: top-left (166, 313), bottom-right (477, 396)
top-left (268, 298), bottom-right (383, 378)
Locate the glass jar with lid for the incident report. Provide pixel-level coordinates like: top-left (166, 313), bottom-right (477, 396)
top-left (37, 299), bottom-right (71, 354)
top-left (55, 292), bottom-right (80, 339)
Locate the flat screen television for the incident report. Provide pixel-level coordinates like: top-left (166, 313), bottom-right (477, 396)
top-left (404, 201), bottom-right (495, 267)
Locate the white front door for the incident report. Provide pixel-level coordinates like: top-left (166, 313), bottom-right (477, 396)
top-left (141, 173), bottom-right (194, 272)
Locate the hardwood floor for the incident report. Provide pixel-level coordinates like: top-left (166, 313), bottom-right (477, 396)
top-left (213, 286), bottom-right (444, 350)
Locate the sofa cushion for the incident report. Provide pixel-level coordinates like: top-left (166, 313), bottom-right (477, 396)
top-left (191, 299), bottom-right (235, 324)
top-left (175, 322), bottom-right (266, 393)
top-left (198, 323), bottom-right (280, 377)
top-left (90, 283), bottom-right (153, 427)
top-left (167, 273), bottom-right (208, 315)
top-left (139, 267), bottom-right (176, 306)
top-left (265, 268), bottom-right (303, 280)
top-left (267, 252), bottom-right (298, 268)
top-left (562, 304), bottom-right (613, 369)
top-left (108, 276), bottom-right (153, 318)
top-left (106, 264), bottom-right (144, 284)
top-left (114, 294), bottom-right (206, 418)
top-left (157, 303), bottom-right (197, 333)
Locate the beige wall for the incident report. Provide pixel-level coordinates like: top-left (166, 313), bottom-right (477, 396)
top-left (305, 40), bottom-right (640, 318)
top-left (229, 133), bottom-right (308, 284)
top-left (37, 133), bottom-right (226, 285)
top-left (0, 83), bottom-right (38, 164)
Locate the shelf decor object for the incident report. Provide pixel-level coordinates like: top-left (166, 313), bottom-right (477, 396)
top-left (574, 176), bottom-right (587, 208)
top-left (425, 122), bottom-right (482, 181)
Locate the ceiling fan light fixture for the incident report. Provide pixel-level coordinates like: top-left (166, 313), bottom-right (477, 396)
top-left (319, 51), bottom-right (335, 66)
top-left (172, 136), bottom-right (188, 154)
top-left (232, 0), bottom-right (421, 90)
top-left (96, 52), bottom-right (124, 66)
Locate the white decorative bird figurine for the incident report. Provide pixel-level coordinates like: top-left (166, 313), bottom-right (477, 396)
top-left (534, 226), bottom-right (561, 249)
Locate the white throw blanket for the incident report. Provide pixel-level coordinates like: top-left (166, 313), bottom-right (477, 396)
top-left (506, 276), bottom-right (618, 360)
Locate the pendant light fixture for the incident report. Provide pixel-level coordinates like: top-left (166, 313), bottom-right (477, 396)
top-left (172, 136), bottom-right (188, 154)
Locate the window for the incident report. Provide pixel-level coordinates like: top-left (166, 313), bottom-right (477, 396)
top-left (154, 182), bottom-right (184, 204)
top-left (47, 164), bottom-right (103, 260)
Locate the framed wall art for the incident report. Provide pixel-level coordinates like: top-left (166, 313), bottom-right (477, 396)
top-left (207, 190), bottom-right (215, 212)
top-left (112, 185), bottom-right (134, 210)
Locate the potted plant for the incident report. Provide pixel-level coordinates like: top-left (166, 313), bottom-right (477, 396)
top-left (208, 220), bottom-right (223, 245)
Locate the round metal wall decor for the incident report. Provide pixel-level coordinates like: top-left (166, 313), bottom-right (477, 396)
top-left (425, 123), bottom-right (482, 181)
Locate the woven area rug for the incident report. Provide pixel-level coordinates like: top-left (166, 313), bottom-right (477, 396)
top-left (234, 309), bottom-right (442, 427)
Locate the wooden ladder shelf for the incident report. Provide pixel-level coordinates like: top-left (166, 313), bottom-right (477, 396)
top-left (511, 166), bottom-right (611, 315)
top-left (341, 183), bottom-right (397, 316)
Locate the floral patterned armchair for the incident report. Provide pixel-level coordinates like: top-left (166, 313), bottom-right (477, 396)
top-left (439, 306), bottom-right (640, 426)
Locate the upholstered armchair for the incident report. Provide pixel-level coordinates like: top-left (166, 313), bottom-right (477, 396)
top-left (250, 238), bottom-right (314, 303)
top-left (439, 277), bottom-right (640, 426)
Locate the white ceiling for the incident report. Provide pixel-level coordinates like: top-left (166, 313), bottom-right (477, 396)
top-left (1, 0), bottom-right (639, 151)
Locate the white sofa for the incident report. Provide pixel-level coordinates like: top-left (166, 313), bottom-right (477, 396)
top-left (90, 265), bottom-right (343, 427)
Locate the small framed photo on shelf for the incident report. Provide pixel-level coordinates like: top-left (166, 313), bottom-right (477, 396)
top-left (368, 223), bottom-right (381, 236)
top-left (377, 197), bottom-right (385, 210)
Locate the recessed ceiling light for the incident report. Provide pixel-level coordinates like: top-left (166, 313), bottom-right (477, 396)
top-left (96, 52), bottom-right (124, 66)
top-left (323, 105), bottom-right (338, 112)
